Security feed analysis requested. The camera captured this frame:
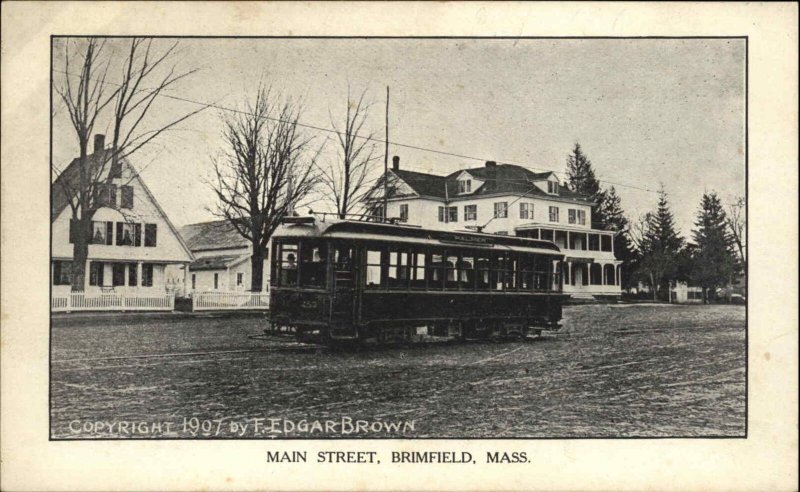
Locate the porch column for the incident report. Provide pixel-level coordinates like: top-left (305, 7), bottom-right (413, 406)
top-left (602, 264), bottom-right (607, 285)
top-left (567, 231), bottom-right (571, 250)
top-left (587, 263), bottom-right (592, 285)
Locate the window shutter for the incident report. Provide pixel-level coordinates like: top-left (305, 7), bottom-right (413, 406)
top-left (53, 261), bottom-right (62, 284)
top-left (134, 223), bottom-right (142, 246)
top-left (105, 222), bottom-right (113, 245)
top-left (69, 219), bottom-right (77, 243)
top-left (116, 222), bottom-right (123, 246)
top-left (109, 185), bottom-right (117, 208)
top-left (121, 186), bottom-right (134, 209)
top-left (145, 224), bottom-right (157, 247)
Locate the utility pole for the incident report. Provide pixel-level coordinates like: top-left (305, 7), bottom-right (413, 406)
top-left (383, 86), bottom-right (389, 221)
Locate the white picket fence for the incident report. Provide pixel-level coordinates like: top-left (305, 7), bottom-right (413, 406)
top-left (192, 291), bottom-right (270, 311)
top-left (51, 292), bottom-right (175, 312)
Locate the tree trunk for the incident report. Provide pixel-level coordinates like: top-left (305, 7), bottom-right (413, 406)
top-left (250, 247), bottom-right (265, 292)
top-left (70, 218), bottom-right (90, 292)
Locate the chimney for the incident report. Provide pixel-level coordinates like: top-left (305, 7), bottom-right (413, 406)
top-left (485, 160), bottom-right (497, 168)
top-left (392, 155), bottom-right (400, 171)
top-left (94, 134), bottom-right (105, 153)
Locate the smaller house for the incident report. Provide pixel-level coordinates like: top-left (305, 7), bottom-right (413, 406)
top-left (178, 220), bottom-right (270, 293)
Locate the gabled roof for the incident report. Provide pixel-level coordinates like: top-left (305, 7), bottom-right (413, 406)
top-left (388, 163), bottom-right (592, 203)
top-left (51, 149), bottom-right (112, 222)
top-left (179, 219), bottom-right (250, 252)
top-left (51, 148), bottom-right (194, 261)
top-left (188, 254), bottom-right (247, 271)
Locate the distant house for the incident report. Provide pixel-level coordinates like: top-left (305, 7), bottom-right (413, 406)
top-left (178, 220), bottom-right (270, 293)
top-left (51, 135), bottom-right (194, 296)
top-left (366, 156), bottom-right (622, 299)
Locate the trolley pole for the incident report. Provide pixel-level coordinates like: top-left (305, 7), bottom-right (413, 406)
top-left (383, 86), bottom-right (389, 221)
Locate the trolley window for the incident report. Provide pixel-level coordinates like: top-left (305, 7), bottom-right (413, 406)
top-left (458, 255), bottom-right (475, 290)
top-left (279, 242), bottom-right (299, 286)
top-left (519, 253), bottom-right (535, 291)
top-left (365, 249), bottom-right (383, 288)
top-left (410, 251), bottom-right (426, 289)
top-left (476, 255), bottom-right (491, 290)
top-left (428, 251), bottom-right (445, 290)
top-left (533, 255), bottom-right (550, 291)
top-left (445, 254), bottom-right (459, 289)
top-left (388, 249), bottom-right (410, 289)
top-left (299, 241), bottom-right (327, 288)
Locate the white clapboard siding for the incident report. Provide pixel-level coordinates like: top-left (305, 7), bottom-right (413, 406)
top-left (51, 292), bottom-right (175, 312)
top-left (192, 291), bottom-right (270, 311)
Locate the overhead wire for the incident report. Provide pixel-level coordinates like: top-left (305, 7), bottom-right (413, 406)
top-left (53, 68), bottom-right (657, 194)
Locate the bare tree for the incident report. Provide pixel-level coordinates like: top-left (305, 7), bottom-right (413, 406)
top-left (210, 85), bottom-right (319, 292)
top-left (726, 196), bottom-right (746, 270)
top-left (318, 87), bottom-right (380, 218)
top-left (54, 37), bottom-right (205, 291)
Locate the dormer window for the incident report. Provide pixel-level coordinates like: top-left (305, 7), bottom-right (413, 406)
top-left (458, 179), bottom-right (472, 194)
top-left (547, 181), bottom-right (559, 194)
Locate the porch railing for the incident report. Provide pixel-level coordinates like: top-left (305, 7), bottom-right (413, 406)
top-left (51, 292), bottom-right (175, 312)
top-left (192, 291), bottom-right (270, 311)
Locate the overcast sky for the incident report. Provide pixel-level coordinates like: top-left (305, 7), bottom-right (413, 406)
top-left (52, 37), bottom-right (745, 237)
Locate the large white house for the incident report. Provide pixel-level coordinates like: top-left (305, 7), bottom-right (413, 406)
top-left (51, 135), bottom-right (194, 297)
top-left (369, 157), bottom-right (622, 298)
top-left (178, 219), bottom-right (270, 294)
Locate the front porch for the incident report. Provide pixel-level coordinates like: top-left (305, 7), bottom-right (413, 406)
top-left (561, 259), bottom-right (622, 298)
top-left (51, 259), bottom-right (183, 312)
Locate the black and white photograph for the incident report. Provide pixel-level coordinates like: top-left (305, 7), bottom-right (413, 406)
top-left (49, 36), bottom-right (747, 439)
top-left (1, 2), bottom-right (797, 491)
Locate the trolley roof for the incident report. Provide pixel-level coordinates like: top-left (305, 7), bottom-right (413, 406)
top-left (273, 217), bottom-right (564, 257)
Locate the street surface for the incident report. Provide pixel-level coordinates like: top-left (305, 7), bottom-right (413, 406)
top-left (51, 304), bottom-right (746, 438)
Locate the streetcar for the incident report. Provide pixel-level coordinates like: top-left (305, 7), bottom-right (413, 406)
top-left (267, 216), bottom-right (568, 344)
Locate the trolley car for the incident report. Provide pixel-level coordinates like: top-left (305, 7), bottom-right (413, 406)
top-left (267, 216), bottom-right (568, 344)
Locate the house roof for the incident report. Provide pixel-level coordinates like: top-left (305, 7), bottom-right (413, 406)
top-left (179, 219), bottom-right (250, 252)
top-left (389, 164), bottom-right (593, 204)
top-left (51, 149), bottom-right (112, 222)
top-left (51, 147), bottom-right (195, 262)
top-left (188, 254), bottom-right (246, 271)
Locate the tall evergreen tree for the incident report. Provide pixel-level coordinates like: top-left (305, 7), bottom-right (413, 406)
top-left (565, 142), bottom-right (606, 225)
top-left (598, 186), bottom-right (637, 289)
top-left (636, 185), bottom-right (684, 300)
top-left (690, 192), bottom-right (738, 303)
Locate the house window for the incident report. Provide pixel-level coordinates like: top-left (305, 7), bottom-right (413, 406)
top-left (68, 219), bottom-right (78, 244)
top-left (116, 222), bottom-right (137, 246)
top-left (493, 202), bottom-right (508, 219)
top-left (577, 210), bottom-right (586, 225)
top-left (520, 203), bottom-right (533, 219)
top-left (601, 235), bottom-right (612, 252)
top-left (438, 206), bottom-right (457, 222)
top-left (547, 181), bottom-right (559, 194)
top-left (549, 206), bottom-right (559, 222)
top-left (97, 183), bottom-right (117, 208)
top-left (447, 206), bottom-right (457, 223)
top-left (372, 204), bottom-right (385, 220)
top-left (89, 261), bottom-right (104, 286)
top-left (464, 205), bottom-right (477, 221)
top-left (128, 263), bottom-right (138, 286)
top-left (121, 185), bottom-right (134, 209)
top-left (237, 272), bottom-right (244, 286)
top-left (191, 274), bottom-right (196, 290)
top-left (568, 209), bottom-right (577, 224)
top-left (142, 263), bottom-right (154, 287)
top-left (144, 224), bottom-right (157, 247)
top-left (53, 261), bottom-right (73, 285)
top-left (589, 234), bottom-right (600, 251)
top-left (112, 263), bottom-right (126, 287)
top-left (213, 273), bottom-right (219, 290)
top-left (91, 221), bottom-right (113, 245)
top-left (458, 179), bottom-right (471, 194)
top-left (399, 204), bottom-right (408, 221)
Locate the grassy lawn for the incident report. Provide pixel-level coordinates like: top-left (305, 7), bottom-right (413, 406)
top-left (50, 304), bottom-right (745, 438)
